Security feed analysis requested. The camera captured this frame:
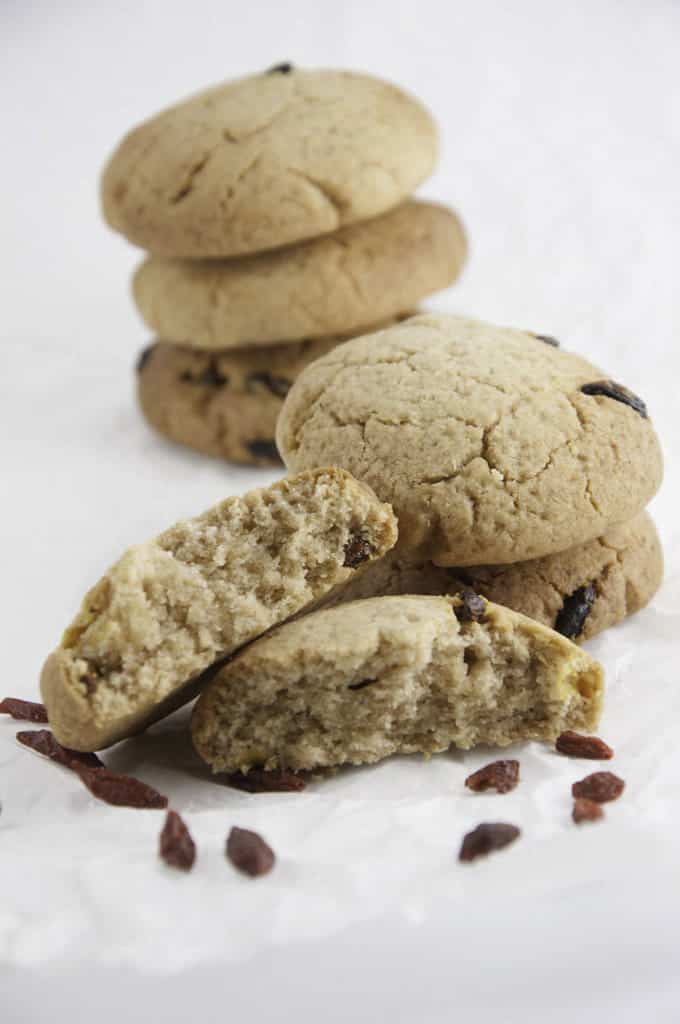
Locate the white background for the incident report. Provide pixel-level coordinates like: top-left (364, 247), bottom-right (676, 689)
top-left (2, 1), bottom-right (679, 1020)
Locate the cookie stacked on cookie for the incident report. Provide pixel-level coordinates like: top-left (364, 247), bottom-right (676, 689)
top-left (101, 65), bottom-right (467, 465)
top-left (277, 314), bottom-right (664, 644)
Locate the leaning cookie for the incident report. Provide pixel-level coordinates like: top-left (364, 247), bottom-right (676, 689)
top-left (191, 594), bottom-right (603, 774)
top-left (102, 67), bottom-right (438, 259)
top-left (324, 512), bottom-right (662, 643)
top-left (133, 201), bottom-right (465, 350)
top-left (136, 316), bottom-right (411, 466)
top-left (41, 469), bottom-right (398, 751)
top-left (277, 314), bottom-right (663, 565)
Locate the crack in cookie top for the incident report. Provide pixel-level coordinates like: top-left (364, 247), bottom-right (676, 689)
top-left (277, 314), bottom-right (663, 567)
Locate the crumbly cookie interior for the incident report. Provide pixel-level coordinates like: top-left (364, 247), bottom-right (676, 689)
top-left (192, 596), bottom-right (602, 773)
top-left (42, 469), bottom-right (397, 748)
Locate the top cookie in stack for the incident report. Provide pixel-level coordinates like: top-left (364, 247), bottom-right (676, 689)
top-left (101, 65), bottom-right (467, 465)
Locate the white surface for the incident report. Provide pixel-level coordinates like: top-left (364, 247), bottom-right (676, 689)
top-left (2, 0), bottom-right (680, 1020)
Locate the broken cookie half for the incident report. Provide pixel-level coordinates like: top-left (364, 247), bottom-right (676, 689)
top-left (41, 468), bottom-right (397, 751)
top-left (191, 593), bottom-right (604, 774)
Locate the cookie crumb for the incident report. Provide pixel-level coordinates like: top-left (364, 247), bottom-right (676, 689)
top-left (465, 759), bottom-right (519, 794)
top-left (459, 822), bottom-right (520, 862)
top-left (572, 771), bottom-right (624, 803)
top-left (226, 826), bottom-right (275, 877)
top-left (556, 730), bottom-right (613, 759)
top-left (572, 797), bottom-right (604, 824)
top-left (160, 810), bottom-right (196, 870)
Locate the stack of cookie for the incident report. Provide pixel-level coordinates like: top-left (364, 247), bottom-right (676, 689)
top-left (101, 65), bottom-right (467, 466)
top-left (277, 314), bottom-right (664, 647)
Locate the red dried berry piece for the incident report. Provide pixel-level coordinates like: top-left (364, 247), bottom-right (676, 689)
top-left (76, 766), bottom-right (168, 809)
top-left (159, 811), bottom-right (196, 870)
top-left (1, 698), bottom-right (49, 723)
top-left (465, 760), bottom-right (520, 794)
top-left (458, 822), bottom-right (520, 862)
top-left (226, 768), bottom-right (306, 793)
top-left (226, 826), bottom-right (275, 877)
top-left (572, 771), bottom-right (625, 803)
top-left (556, 731), bottom-right (613, 760)
top-left (572, 798), bottom-right (604, 824)
top-left (16, 729), bottom-right (104, 771)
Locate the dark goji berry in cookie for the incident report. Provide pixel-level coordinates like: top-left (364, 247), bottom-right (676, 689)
top-left (245, 371), bottom-right (291, 398)
top-left (454, 588), bottom-right (486, 623)
top-left (580, 380), bottom-right (647, 418)
top-left (135, 344), bottom-right (156, 374)
top-left (267, 62), bottom-right (294, 74)
top-left (246, 439), bottom-right (281, 462)
top-left (343, 530), bottom-right (374, 568)
top-left (554, 583), bottom-right (597, 639)
top-left (533, 333), bottom-right (560, 347)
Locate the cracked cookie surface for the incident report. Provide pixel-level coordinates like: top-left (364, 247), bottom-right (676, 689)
top-left (133, 201), bottom-right (464, 349)
top-left (277, 314), bottom-right (663, 565)
top-left (136, 318), bottom-right (408, 466)
top-left (101, 68), bottom-right (438, 259)
top-left (40, 468), bottom-right (398, 751)
top-left (325, 512), bottom-right (662, 642)
top-left (191, 594), bottom-right (603, 773)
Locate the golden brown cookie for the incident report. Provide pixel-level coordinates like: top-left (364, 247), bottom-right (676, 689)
top-left (101, 67), bottom-right (438, 259)
top-left (277, 314), bottom-right (663, 565)
top-left (132, 201), bottom-right (465, 349)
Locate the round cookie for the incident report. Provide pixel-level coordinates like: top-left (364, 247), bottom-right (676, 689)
top-left (277, 314), bottom-right (663, 565)
top-left (133, 201), bottom-right (465, 349)
top-left (325, 512), bottom-right (663, 643)
top-left (101, 67), bottom-right (438, 259)
top-left (136, 316), bottom-right (409, 466)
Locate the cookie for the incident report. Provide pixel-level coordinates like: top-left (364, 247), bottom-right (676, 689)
top-left (277, 315), bottom-right (663, 566)
top-left (132, 201), bottom-right (464, 350)
top-left (325, 512), bottom-right (662, 643)
top-left (191, 594), bottom-right (603, 773)
top-left (136, 318), bottom-right (408, 466)
top-left (40, 468), bottom-right (398, 751)
top-left (101, 68), bottom-right (438, 259)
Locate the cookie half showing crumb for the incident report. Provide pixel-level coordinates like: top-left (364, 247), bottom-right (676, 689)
top-left (41, 469), bottom-right (397, 751)
top-left (191, 594), bottom-right (603, 774)
top-left (323, 512), bottom-right (662, 643)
